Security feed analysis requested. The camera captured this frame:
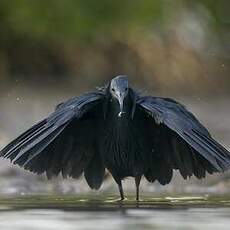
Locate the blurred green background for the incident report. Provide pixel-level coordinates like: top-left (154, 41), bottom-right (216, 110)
top-left (0, 0), bottom-right (229, 93)
top-left (0, 0), bottom-right (229, 196)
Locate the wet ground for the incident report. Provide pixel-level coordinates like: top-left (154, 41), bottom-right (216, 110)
top-left (0, 195), bottom-right (230, 230)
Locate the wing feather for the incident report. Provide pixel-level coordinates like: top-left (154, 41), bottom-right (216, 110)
top-left (137, 96), bottom-right (230, 182)
top-left (0, 90), bottom-right (105, 180)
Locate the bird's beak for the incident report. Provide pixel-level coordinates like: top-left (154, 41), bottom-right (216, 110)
top-left (117, 93), bottom-right (125, 117)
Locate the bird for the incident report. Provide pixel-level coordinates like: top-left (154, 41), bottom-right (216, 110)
top-left (1, 75), bottom-right (230, 201)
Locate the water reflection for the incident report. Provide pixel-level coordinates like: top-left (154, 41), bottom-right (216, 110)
top-left (0, 196), bottom-right (230, 230)
top-left (0, 207), bottom-right (230, 230)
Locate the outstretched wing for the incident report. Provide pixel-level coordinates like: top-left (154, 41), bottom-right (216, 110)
top-left (137, 96), bottom-right (230, 184)
top-left (0, 90), bottom-right (106, 188)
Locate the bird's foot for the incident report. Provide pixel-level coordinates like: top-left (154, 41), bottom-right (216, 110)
top-left (106, 197), bottom-right (127, 203)
top-left (116, 197), bottom-right (127, 202)
top-left (118, 111), bottom-right (126, 117)
top-left (135, 198), bottom-right (144, 202)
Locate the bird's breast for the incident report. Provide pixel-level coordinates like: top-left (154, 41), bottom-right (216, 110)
top-left (99, 117), bottom-right (140, 176)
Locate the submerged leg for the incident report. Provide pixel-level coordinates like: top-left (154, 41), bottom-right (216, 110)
top-left (135, 175), bottom-right (142, 201)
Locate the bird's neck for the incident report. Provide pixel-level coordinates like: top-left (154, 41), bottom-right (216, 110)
top-left (108, 97), bottom-right (131, 120)
top-left (103, 89), bottom-right (137, 121)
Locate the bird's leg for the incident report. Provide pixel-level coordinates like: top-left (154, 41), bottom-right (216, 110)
top-left (113, 177), bottom-right (125, 201)
top-left (111, 173), bottom-right (125, 201)
top-left (118, 181), bottom-right (125, 201)
top-left (135, 175), bottom-right (142, 201)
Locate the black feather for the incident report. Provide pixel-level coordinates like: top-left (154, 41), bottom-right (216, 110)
top-left (1, 76), bottom-right (230, 200)
top-left (84, 152), bottom-right (105, 190)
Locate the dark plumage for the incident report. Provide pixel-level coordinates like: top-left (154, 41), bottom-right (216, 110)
top-left (1, 75), bottom-right (230, 200)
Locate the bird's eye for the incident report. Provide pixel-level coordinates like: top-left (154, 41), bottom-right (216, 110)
top-left (125, 87), bottom-right (128, 91)
top-left (112, 88), bottom-right (115, 92)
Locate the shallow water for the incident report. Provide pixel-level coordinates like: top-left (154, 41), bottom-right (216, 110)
top-left (0, 195), bottom-right (230, 230)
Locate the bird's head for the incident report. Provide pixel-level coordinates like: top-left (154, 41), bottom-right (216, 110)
top-left (110, 75), bottom-right (129, 117)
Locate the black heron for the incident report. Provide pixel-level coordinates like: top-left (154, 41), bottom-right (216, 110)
top-left (1, 75), bottom-right (230, 201)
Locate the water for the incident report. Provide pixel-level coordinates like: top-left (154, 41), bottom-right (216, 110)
top-left (0, 195), bottom-right (230, 230)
